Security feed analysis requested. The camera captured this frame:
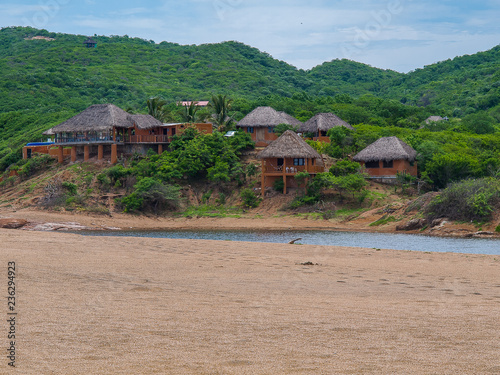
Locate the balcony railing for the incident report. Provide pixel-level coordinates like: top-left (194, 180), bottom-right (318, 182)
top-left (124, 135), bottom-right (171, 143)
top-left (263, 165), bottom-right (324, 174)
top-left (54, 136), bottom-right (113, 144)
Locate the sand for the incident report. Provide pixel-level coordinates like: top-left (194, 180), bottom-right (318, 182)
top-left (1, 213), bottom-right (499, 374)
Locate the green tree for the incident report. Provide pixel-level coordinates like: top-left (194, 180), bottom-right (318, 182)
top-left (273, 123), bottom-right (298, 137)
top-left (462, 112), bottom-right (497, 134)
top-left (179, 101), bottom-right (199, 123)
top-left (147, 97), bottom-right (168, 122)
top-left (426, 153), bottom-right (480, 188)
top-left (209, 94), bottom-right (234, 132)
top-left (329, 159), bottom-right (361, 176)
top-left (327, 126), bottom-right (354, 158)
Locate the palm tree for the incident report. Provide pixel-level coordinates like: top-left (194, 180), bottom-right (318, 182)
top-left (147, 97), bottom-right (168, 122)
top-left (209, 94), bottom-right (234, 132)
top-left (179, 101), bottom-right (199, 123)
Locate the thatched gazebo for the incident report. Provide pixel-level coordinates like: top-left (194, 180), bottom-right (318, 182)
top-left (236, 106), bottom-right (303, 147)
top-left (83, 37), bottom-right (97, 48)
top-left (353, 136), bottom-right (417, 178)
top-left (257, 130), bottom-right (324, 196)
top-left (300, 113), bottom-right (354, 142)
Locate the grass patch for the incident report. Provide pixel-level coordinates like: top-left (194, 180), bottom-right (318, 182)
top-left (369, 215), bottom-right (397, 227)
top-left (179, 204), bottom-right (243, 218)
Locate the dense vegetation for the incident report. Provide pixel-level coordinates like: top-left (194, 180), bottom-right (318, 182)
top-left (0, 26), bottom-right (499, 219)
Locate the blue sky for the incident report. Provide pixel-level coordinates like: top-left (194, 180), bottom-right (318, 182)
top-left (1, 0), bottom-right (499, 72)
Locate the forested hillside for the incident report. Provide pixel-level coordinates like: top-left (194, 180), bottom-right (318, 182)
top-left (0, 26), bottom-right (499, 173)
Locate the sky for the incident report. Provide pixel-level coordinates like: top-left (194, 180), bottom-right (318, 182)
top-left (0, 0), bottom-right (499, 72)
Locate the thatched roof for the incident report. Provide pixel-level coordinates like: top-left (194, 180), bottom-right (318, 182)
top-left (301, 112), bottom-right (354, 132)
top-left (42, 128), bottom-right (54, 136)
top-left (237, 107), bottom-right (302, 128)
top-left (425, 115), bottom-right (445, 124)
top-left (50, 104), bottom-right (135, 133)
top-left (130, 114), bottom-right (163, 130)
top-left (353, 136), bottom-right (417, 162)
top-left (258, 130), bottom-right (323, 161)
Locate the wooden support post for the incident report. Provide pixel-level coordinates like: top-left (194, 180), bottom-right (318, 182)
top-left (58, 146), bottom-right (64, 164)
top-left (97, 145), bottom-right (103, 160)
top-left (261, 160), bottom-right (265, 197)
top-left (158, 144), bottom-right (163, 155)
top-left (71, 146), bottom-right (77, 162)
top-left (283, 158), bottom-right (287, 195)
top-left (111, 144), bottom-right (118, 164)
top-left (83, 145), bottom-right (90, 161)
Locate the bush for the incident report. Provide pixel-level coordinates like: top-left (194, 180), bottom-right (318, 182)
top-left (17, 154), bottom-right (54, 179)
top-left (61, 181), bottom-right (77, 195)
top-left (120, 177), bottom-right (180, 214)
top-left (425, 177), bottom-right (500, 222)
top-left (246, 163), bottom-right (257, 177)
top-left (273, 178), bottom-right (284, 192)
top-left (240, 188), bottom-right (261, 208)
top-left (97, 173), bottom-right (111, 186)
top-left (329, 159), bottom-right (361, 176)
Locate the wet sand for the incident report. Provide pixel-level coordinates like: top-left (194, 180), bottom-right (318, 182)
top-left (1, 227), bottom-right (499, 374)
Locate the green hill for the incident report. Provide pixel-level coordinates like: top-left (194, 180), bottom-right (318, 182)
top-left (0, 26), bottom-right (499, 170)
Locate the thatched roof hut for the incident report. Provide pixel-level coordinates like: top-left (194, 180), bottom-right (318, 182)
top-left (42, 127), bottom-right (54, 136)
top-left (258, 130), bottom-right (323, 162)
top-left (353, 136), bottom-right (417, 162)
top-left (50, 104), bottom-right (135, 133)
top-left (301, 112), bottom-right (354, 133)
top-left (237, 107), bottom-right (302, 127)
top-left (425, 115), bottom-right (448, 124)
top-left (130, 114), bottom-right (163, 130)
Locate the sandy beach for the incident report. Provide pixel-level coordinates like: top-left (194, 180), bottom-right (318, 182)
top-left (1, 213), bottom-right (499, 374)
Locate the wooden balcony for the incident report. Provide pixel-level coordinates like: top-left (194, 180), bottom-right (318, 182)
top-left (125, 135), bottom-right (171, 143)
top-left (263, 165), bottom-right (324, 175)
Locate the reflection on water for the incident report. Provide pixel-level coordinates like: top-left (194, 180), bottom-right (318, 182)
top-left (76, 229), bottom-right (500, 255)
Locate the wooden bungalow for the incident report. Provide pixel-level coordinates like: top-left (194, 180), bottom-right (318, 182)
top-left (258, 130), bottom-right (324, 196)
top-left (236, 107), bottom-right (302, 147)
top-left (27, 104), bottom-right (212, 164)
top-left (353, 136), bottom-right (417, 179)
top-left (300, 113), bottom-right (354, 142)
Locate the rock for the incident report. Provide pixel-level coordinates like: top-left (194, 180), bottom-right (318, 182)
top-left (396, 218), bottom-right (427, 231)
top-left (431, 218), bottom-right (448, 228)
top-left (0, 218), bottom-right (28, 229)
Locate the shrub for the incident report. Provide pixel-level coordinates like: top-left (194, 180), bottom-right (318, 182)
top-left (106, 164), bottom-right (130, 184)
top-left (120, 177), bottom-right (180, 214)
top-left (17, 154), bottom-right (54, 179)
top-left (61, 181), bottom-right (77, 195)
top-left (240, 188), bottom-right (261, 208)
top-left (97, 173), bottom-right (111, 186)
top-left (273, 178), bottom-right (284, 192)
top-left (425, 177), bottom-right (500, 222)
top-left (246, 163), bottom-right (257, 177)
top-left (329, 159), bottom-right (361, 176)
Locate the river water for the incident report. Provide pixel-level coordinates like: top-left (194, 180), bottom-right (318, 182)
top-left (76, 229), bottom-right (500, 255)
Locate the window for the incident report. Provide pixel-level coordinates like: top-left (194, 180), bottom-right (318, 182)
top-left (365, 160), bottom-right (379, 168)
top-left (293, 158), bottom-right (305, 166)
top-left (268, 126), bottom-right (274, 133)
top-left (247, 127), bottom-right (254, 134)
top-left (383, 160), bottom-right (393, 168)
